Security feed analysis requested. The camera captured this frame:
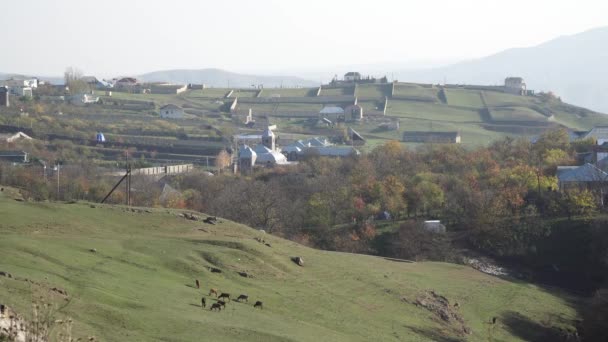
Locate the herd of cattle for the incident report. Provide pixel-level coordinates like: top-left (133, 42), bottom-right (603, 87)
top-left (196, 281), bottom-right (263, 312)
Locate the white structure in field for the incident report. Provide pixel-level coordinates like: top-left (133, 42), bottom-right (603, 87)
top-left (159, 104), bottom-right (185, 119)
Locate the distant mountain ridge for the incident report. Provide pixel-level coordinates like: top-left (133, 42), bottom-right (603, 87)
top-left (395, 26), bottom-right (608, 113)
top-left (0, 73), bottom-right (63, 85)
top-left (138, 68), bottom-right (318, 88)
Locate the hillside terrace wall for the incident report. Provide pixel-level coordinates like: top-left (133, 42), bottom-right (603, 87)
top-left (237, 96), bottom-right (356, 104)
top-left (235, 110), bottom-right (319, 118)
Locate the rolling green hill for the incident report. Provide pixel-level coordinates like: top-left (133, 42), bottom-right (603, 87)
top-left (0, 191), bottom-right (580, 342)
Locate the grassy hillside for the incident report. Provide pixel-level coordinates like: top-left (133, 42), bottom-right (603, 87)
top-left (0, 192), bottom-right (580, 342)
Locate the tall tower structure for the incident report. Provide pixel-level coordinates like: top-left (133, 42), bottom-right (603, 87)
top-left (262, 126), bottom-right (275, 151)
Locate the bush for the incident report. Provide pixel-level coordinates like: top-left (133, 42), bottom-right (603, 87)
top-left (380, 220), bottom-right (454, 261)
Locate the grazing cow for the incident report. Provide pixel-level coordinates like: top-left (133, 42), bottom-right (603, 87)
top-left (210, 303), bottom-right (222, 311)
top-left (217, 300), bottom-right (227, 308)
top-left (218, 293), bottom-right (230, 301)
top-left (209, 288), bottom-right (219, 297)
top-left (254, 301), bottom-right (263, 309)
top-left (195, 279), bottom-right (200, 289)
top-left (201, 297), bottom-right (206, 308)
top-left (237, 294), bottom-right (248, 302)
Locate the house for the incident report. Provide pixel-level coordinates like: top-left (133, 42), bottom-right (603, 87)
top-left (81, 76), bottom-right (113, 89)
top-left (238, 144), bottom-right (257, 172)
top-left (348, 127), bottom-right (365, 146)
top-left (159, 104), bottom-right (185, 119)
top-left (0, 78), bottom-right (38, 89)
top-left (579, 126), bottom-right (608, 145)
top-left (344, 72), bottom-right (361, 82)
top-left (378, 120), bottom-right (400, 131)
top-left (319, 106), bottom-right (344, 116)
top-left (344, 104), bottom-right (363, 121)
top-left (0, 151), bottom-right (29, 163)
top-left (403, 131), bottom-right (461, 143)
top-left (0, 132), bottom-right (33, 143)
top-left (113, 77), bottom-right (139, 90)
top-left (282, 137), bottom-right (359, 161)
top-left (504, 77), bottom-right (527, 95)
top-left (557, 163), bottom-right (608, 190)
top-left (237, 126), bottom-right (289, 168)
top-left (149, 83), bottom-right (187, 94)
top-left (0, 78), bottom-right (37, 98)
top-left (9, 87), bottom-right (33, 98)
top-left (159, 183), bottom-right (182, 205)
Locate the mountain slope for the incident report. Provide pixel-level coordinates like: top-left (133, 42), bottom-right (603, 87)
top-left (0, 192), bottom-right (579, 341)
top-left (139, 68), bottom-right (318, 88)
top-left (396, 27), bottom-right (608, 113)
top-left (0, 72), bottom-right (63, 84)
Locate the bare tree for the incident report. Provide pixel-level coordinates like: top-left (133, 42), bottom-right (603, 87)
top-left (215, 149), bottom-right (231, 174)
top-left (63, 66), bottom-right (89, 94)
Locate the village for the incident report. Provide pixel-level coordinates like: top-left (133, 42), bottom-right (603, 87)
top-left (1, 71), bottom-right (607, 191)
top-left (3, 0), bottom-right (608, 340)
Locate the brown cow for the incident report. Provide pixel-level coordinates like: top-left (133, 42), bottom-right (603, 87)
top-left (209, 288), bottom-right (219, 297)
top-left (195, 279), bottom-right (200, 289)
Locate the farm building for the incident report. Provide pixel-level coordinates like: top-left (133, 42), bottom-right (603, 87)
top-left (160, 104), bottom-right (185, 119)
top-left (403, 131), bottom-right (461, 143)
top-left (504, 77), bottom-right (527, 95)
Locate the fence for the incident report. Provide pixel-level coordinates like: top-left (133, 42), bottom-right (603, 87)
top-left (131, 164), bottom-right (194, 176)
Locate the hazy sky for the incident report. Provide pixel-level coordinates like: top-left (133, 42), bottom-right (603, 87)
top-left (1, 0), bottom-right (607, 77)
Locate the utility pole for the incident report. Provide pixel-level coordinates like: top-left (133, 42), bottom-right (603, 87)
top-left (55, 163), bottom-right (60, 199)
top-left (125, 152), bottom-right (131, 206)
